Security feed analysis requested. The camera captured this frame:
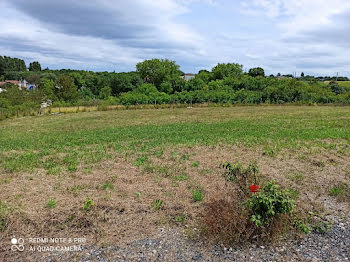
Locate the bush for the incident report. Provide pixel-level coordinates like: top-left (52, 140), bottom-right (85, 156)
top-left (200, 162), bottom-right (295, 244)
top-left (246, 181), bottom-right (295, 227)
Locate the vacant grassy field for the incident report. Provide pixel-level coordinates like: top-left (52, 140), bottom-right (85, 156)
top-left (1, 105), bottom-right (350, 259)
top-left (324, 81), bottom-right (350, 88)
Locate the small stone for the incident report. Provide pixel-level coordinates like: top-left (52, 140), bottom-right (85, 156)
top-left (260, 246), bottom-right (265, 249)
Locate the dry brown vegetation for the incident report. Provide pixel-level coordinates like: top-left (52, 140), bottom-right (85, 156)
top-left (1, 144), bottom-right (349, 260)
top-left (0, 106), bottom-right (349, 260)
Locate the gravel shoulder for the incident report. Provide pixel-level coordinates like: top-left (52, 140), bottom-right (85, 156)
top-left (11, 218), bottom-right (349, 262)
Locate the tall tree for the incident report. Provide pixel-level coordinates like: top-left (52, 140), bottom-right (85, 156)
top-left (248, 67), bottom-right (265, 77)
top-left (29, 61), bottom-right (42, 71)
top-left (54, 75), bottom-right (78, 101)
top-left (136, 59), bottom-right (181, 88)
top-left (211, 63), bottom-right (243, 80)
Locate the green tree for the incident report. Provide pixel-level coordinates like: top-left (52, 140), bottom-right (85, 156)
top-left (29, 61), bottom-right (42, 71)
top-left (211, 63), bottom-right (243, 80)
top-left (248, 67), bottom-right (265, 77)
top-left (136, 59), bottom-right (181, 88)
top-left (54, 75), bottom-right (78, 102)
top-left (328, 81), bottom-right (344, 95)
top-left (99, 86), bottom-right (112, 99)
top-left (301, 72), bottom-right (305, 78)
top-left (39, 78), bottom-right (56, 100)
top-left (0, 61), bottom-right (4, 76)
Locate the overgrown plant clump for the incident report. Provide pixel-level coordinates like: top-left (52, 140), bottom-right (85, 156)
top-left (201, 162), bottom-right (295, 243)
top-left (246, 181), bottom-right (295, 227)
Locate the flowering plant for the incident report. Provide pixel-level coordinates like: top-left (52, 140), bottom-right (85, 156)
top-left (249, 184), bottom-right (261, 194)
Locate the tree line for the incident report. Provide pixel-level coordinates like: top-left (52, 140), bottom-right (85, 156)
top-left (1, 57), bottom-right (350, 119)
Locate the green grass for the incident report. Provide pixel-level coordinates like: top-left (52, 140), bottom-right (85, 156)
top-left (46, 199), bottom-right (57, 208)
top-left (0, 106), bottom-right (349, 174)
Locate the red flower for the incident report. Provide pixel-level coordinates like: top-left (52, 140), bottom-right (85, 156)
top-left (249, 184), bottom-right (261, 193)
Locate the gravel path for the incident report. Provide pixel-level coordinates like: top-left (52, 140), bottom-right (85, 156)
top-left (28, 219), bottom-right (350, 262)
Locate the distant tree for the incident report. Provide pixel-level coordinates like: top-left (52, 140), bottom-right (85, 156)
top-left (0, 56), bottom-right (26, 71)
top-left (136, 59), bottom-right (181, 88)
top-left (196, 70), bottom-right (212, 84)
top-left (39, 78), bottom-right (56, 100)
top-left (99, 86), bottom-right (112, 99)
top-left (27, 73), bottom-right (41, 86)
top-left (277, 73), bottom-right (281, 77)
top-left (54, 75), bottom-right (78, 101)
top-left (211, 63), bottom-right (243, 80)
top-left (301, 72), bottom-right (305, 78)
top-left (248, 67), bottom-right (265, 77)
top-left (110, 73), bottom-right (141, 95)
top-left (159, 81), bottom-right (173, 94)
top-left (29, 61), bottom-right (42, 71)
top-left (328, 80), bottom-right (344, 95)
top-left (0, 61), bottom-right (4, 75)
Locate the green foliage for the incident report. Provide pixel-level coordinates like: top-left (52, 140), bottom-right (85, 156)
top-left (329, 182), bottom-right (350, 200)
top-left (312, 221), bottom-right (332, 234)
top-left (83, 198), bottom-right (94, 211)
top-left (246, 181), bottom-right (295, 227)
top-left (101, 181), bottom-right (114, 191)
top-left (212, 63), bottom-right (243, 80)
top-left (294, 219), bottom-right (311, 234)
top-left (99, 86), bottom-right (112, 99)
top-left (192, 187), bottom-right (204, 202)
top-left (192, 161), bottom-right (200, 167)
top-left (29, 61), bottom-right (42, 72)
top-left (46, 199), bottom-right (57, 208)
top-left (328, 80), bottom-right (345, 95)
top-left (222, 162), bottom-right (259, 193)
top-left (151, 199), bottom-right (164, 210)
top-left (55, 75), bottom-right (78, 102)
top-left (0, 201), bottom-right (9, 231)
top-left (248, 67), bottom-right (265, 77)
top-left (0, 56), bottom-right (26, 72)
top-left (136, 58), bottom-right (181, 88)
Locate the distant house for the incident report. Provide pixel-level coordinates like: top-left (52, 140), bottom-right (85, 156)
top-left (180, 73), bottom-right (196, 81)
top-left (0, 79), bottom-right (35, 90)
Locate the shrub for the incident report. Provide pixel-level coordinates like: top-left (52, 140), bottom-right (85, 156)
top-left (222, 162), bottom-right (259, 196)
top-left (246, 181), bottom-right (295, 227)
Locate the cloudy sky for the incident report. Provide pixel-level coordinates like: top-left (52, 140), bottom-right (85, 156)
top-left (1, 0), bottom-right (350, 76)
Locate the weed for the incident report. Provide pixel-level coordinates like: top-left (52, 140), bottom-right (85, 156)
top-left (312, 221), bottom-right (332, 234)
top-left (101, 181), bottom-right (114, 191)
top-left (192, 161), bottom-right (200, 167)
top-left (83, 198), bottom-right (94, 211)
top-left (151, 199), bottom-right (163, 210)
top-left (46, 199), bottom-right (57, 208)
top-left (181, 154), bottom-right (190, 161)
top-left (135, 192), bottom-right (141, 198)
top-left (174, 173), bottom-right (189, 181)
top-left (192, 187), bottom-right (204, 202)
top-left (246, 181), bottom-right (295, 227)
top-left (329, 182), bottom-right (350, 200)
top-left (134, 155), bottom-right (149, 166)
top-left (294, 219), bottom-right (311, 234)
top-left (222, 162), bottom-right (259, 195)
top-left (175, 214), bottom-right (186, 223)
top-left (0, 201), bottom-right (9, 231)
top-left (286, 188), bottom-right (300, 200)
top-left (287, 172), bottom-right (304, 183)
